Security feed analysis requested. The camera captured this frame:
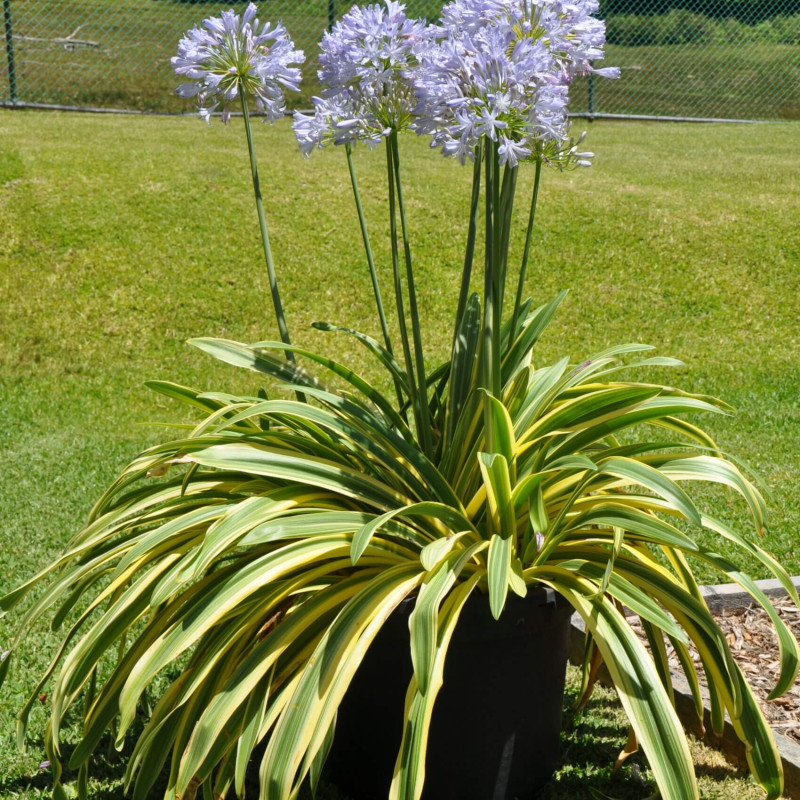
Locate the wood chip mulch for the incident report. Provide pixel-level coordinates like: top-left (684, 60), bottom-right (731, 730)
top-left (628, 595), bottom-right (800, 744)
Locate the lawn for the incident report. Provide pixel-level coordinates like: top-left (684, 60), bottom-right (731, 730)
top-left (2, 0), bottom-right (799, 119)
top-left (0, 110), bottom-right (798, 796)
top-left (0, 663), bottom-right (771, 798)
top-left (583, 41), bottom-right (800, 120)
top-left (1, 0), bottom-right (440, 111)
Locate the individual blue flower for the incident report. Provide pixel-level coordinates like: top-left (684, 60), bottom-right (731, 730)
top-left (292, 0), bottom-right (431, 152)
top-left (413, 0), bottom-right (618, 166)
top-left (172, 3), bottom-right (304, 124)
top-left (498, 136), bottom-right (531, 167)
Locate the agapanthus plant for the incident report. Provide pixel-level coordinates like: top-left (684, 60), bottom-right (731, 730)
top-left (1, 2), bottom-right (797, 800)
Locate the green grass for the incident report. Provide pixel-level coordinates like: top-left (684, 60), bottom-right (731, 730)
top-left (0, 664), bottom-right (769, 799)
top-left (1, 0), bottom-right (798, 118)
top-left (1, 111), bottom-right (798, 796)
top-left (0, 0), bottom-right (440, 111)
top-left (543, 666), bottom-right (769, 800)
top-left (582, 42), bottom-right (800, 119)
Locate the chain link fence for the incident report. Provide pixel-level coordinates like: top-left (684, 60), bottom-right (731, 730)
top-left (2, 0), bottom-right (799, 119)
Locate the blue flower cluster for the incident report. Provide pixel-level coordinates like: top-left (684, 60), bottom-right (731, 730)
top-left (172, 3), bottom-right (304, 124)
top-left (414, 0), bottom-right (618, 165)
top-left (294, 0), bottom-right (616, 166)
top-left (174, 0), bottom-right (616, 167)
top-left (293, 1), bottom-right (430, 154)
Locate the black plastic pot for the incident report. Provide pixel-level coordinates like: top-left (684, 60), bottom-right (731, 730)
top-left (326, 586), bottom-right (574, 799)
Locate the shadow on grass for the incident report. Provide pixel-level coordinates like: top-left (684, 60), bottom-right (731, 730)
top-left (0, 727), bottom-right (169, 800)
top-left (693, 760), bottom-right (754, 784)
top-left (0, 691), bottom-right (756, 800)
top-left (0, 732), bottom-right (331, 800)
top-left (541, 688), bottom-right (758, 800)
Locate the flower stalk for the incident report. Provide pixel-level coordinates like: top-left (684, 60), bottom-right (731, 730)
top-left (388, 130), bottom-right (432, 458)
top-left (345, 143), bottom-right (393, 356)
top-left (453, 142), bottom-right (483, 342)
top-left (344, 142), bottom-right (405, 411)
top-left (512, 159), bottom-right (542, 338)
top-left (482, 138), bottom-right (497, 406)
top-left (240, 96), bottom-right (294, 358)
top-left (386, 134), bottom-right (427, 452)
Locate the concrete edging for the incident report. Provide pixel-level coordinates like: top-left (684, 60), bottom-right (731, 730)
top-left (567, 576), bottom-right (800, 797)
top-left (701, 576), bottom-right (800, 613)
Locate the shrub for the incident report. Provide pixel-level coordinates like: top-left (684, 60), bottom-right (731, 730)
top-left (606, 13), bottom-right (660, 45)
top-left (605, 9), bottom-right (800, 45)
top-left (662, 9), bottom-right (717, 43)
top-left (600, 0), bottom-right (791, 25)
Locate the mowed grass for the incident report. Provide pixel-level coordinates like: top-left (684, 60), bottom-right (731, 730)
top-left (1, 0), bottom-right (439, 111)
top-left (0, 663), bottom-right (770, 799)
top-left (576, 41), bottom-right (800, 120)
top-left (3, 0), bottom-right (336, 109)
top-left (0, 111), bottom-right (799, 796)
top-left (2, 0), bottom-right (799, 119)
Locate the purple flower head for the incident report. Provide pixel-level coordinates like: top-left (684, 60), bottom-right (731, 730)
top-left (172, 3), bottom-right (304, 124)
top-left (293, 1), bottom-right (431, 153)
top-left (413, 0), bottom-right (617, 166)
top-left (293, 91), bottom-right (390, 155)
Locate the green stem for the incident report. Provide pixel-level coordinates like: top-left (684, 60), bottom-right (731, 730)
top-left (345, 143), bottom-right (394, 357)
top-left (444, 143), bottom-right (483, 460)
top-left (497, 162), bottom-right (518, 313)
top-left (495, 163), bottom-right (518, 390)
top-left (386, 133), bottom-right (420, 436)
top-left (345, 143), bottom-right (405, 413)
top-left (240, 96), bottom-right (294, 361)
top-left (491, 142), bottom-right (503, 400)
top-left (481, 140), bottom-right (495, 398)
top-left (482, 138), bottom-right (497, 454)
top-left (389, 130), bottom-right (433, 459)
top-left (511, 158), bottom-right (542, 339)
top-left (452, 142), bottom-right (483, 347)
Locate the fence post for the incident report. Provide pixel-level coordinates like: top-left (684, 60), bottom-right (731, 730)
top-left (587, 70), bottom-right (594, 119)
top-left (3, 0), bottom-right (15, 103)
top-left (328, 0), bottom-right (335, 31)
